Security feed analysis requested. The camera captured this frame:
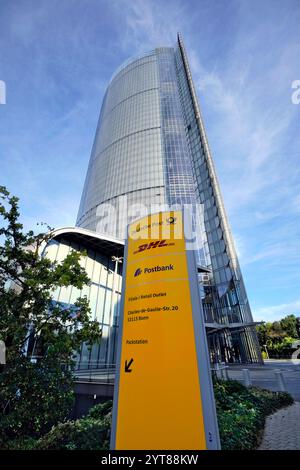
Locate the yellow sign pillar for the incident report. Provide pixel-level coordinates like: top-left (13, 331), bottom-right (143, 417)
top-left (111, 211), bottom-right (219, 450)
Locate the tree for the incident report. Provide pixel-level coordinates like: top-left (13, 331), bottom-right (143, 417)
top-left (268, 321), bottom-right (286, 344)
top-left (256, 322), bottom-right (268, 346)
top-left (256, 314), bottom-right (299, 359)
top-left (256, 322), bottom-right (275, 347)
top-left (0, 186), bottom-right (101, 444)
top-left (280, 315), bottom-right (297, 339)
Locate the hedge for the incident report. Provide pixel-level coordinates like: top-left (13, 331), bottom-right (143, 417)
top-left (4, 381), bottom-right (294, 450)
top-left (34, 401), bottom-right (112, 450)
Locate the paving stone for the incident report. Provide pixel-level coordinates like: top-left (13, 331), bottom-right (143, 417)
top-left (258, 402), bottom-right (300, 450)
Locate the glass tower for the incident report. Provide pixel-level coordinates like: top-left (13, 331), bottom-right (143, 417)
top-left (77, 35), bottom-right (262, 364)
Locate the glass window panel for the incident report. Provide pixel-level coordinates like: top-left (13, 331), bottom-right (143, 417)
top-left (106, 269), bottom-right (114, 290)
top-left (80, 342), bottom-right (91, 369)
top-left (109, 326), bottom-right (118, 365)
top-left (99, 325), bottom-right (109, 365)
top-left (85, 251), bottom-right (95, 278)
top-left (103, 289), bottom-right (112, 325)
top-left (93, 254), bottom-right (103, 284)
top-left (96, 286), bottom-right (106, 323)
top-left (58, 285), bottom-right (72, 304)
top-left (90, 343), bottom-right (100, 369)
top-left (100, 264), bottom-right (108, 286)
top-left (43, 240), bottom-right (59, 261)
top-left (89, 284), bottom-right (99, 319)
top-left (55, 241), bottom-right (70, 262)
top-left (69, 286), bottom-right (80, 305)
top-left (80, 281), bottom-right (90, 300)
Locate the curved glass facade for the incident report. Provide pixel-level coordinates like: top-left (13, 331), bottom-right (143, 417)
top-left (77, 36), bottom-right (262, 364)
top-left (43, 231), bottom-right (123, 369)
top-left (77, 51), bottom-right (165, 239)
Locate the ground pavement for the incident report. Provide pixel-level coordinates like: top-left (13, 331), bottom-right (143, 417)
top-left (225, 359), bottom-right (300, 450)
top-left (258, 401), bottom-right (300, 450)
top-left (226, 359), bottom-right (300, 401)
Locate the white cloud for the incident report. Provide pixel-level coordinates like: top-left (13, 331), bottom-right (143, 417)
top-left (115, 0), bottom-right (300, 222)
top-left (253, 299), bottom-right (300, 322)
top-left (291, 194), bottom-right (300, 214)
top-left (190, 50), bottom-right (297, 215)
top-left (110, 0), bottom-right (300, 316)
top-left (114, 0), bottom-right (183, 53)
top-left (2, 0), bottom-right (300, 323)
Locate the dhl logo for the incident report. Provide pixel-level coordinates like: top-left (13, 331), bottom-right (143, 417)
top-left (133, 240), bottom-right (175, 254)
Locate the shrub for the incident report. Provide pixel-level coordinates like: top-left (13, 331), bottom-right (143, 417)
top-left (5, 437), bottom-right (38, 450)
top-left (4, 383), bottom-right (294, 450)
top-left (34, 400), bottom-right (112, 450)
top-left (86, 400), bottom-right (112, 420)
top-left (0, 360), bottom-right (74, 446)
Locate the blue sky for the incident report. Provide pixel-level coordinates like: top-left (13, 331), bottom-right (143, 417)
top-left (0, 0), bottom-right (300, 322)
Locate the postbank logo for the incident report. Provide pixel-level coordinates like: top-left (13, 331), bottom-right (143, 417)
top-left (133, 264), bottom-right (174, 278)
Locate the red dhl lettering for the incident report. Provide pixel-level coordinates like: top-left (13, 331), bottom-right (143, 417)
top-left (133, 240), bottom-right (170, 254)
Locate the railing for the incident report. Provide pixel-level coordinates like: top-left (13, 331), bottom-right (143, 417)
top-left (75, 361), bottom-right (229, 384)
top-left (74, 361), bottom-right (116, 384)
top-left (211, 362), bottom-right (229, 380)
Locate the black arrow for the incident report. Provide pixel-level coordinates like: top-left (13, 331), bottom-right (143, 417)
top-left (125, 358), bottom-right (134, 373)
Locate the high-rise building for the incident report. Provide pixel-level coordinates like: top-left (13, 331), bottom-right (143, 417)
top-left (77, 35), bottom-right (262, 364)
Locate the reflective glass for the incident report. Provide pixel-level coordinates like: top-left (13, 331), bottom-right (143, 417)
top-left (75, 42), bottom-right (261, 364)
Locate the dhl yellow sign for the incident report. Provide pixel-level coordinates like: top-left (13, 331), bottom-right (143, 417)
top-left (111, 211), bottom-right (220, 450)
